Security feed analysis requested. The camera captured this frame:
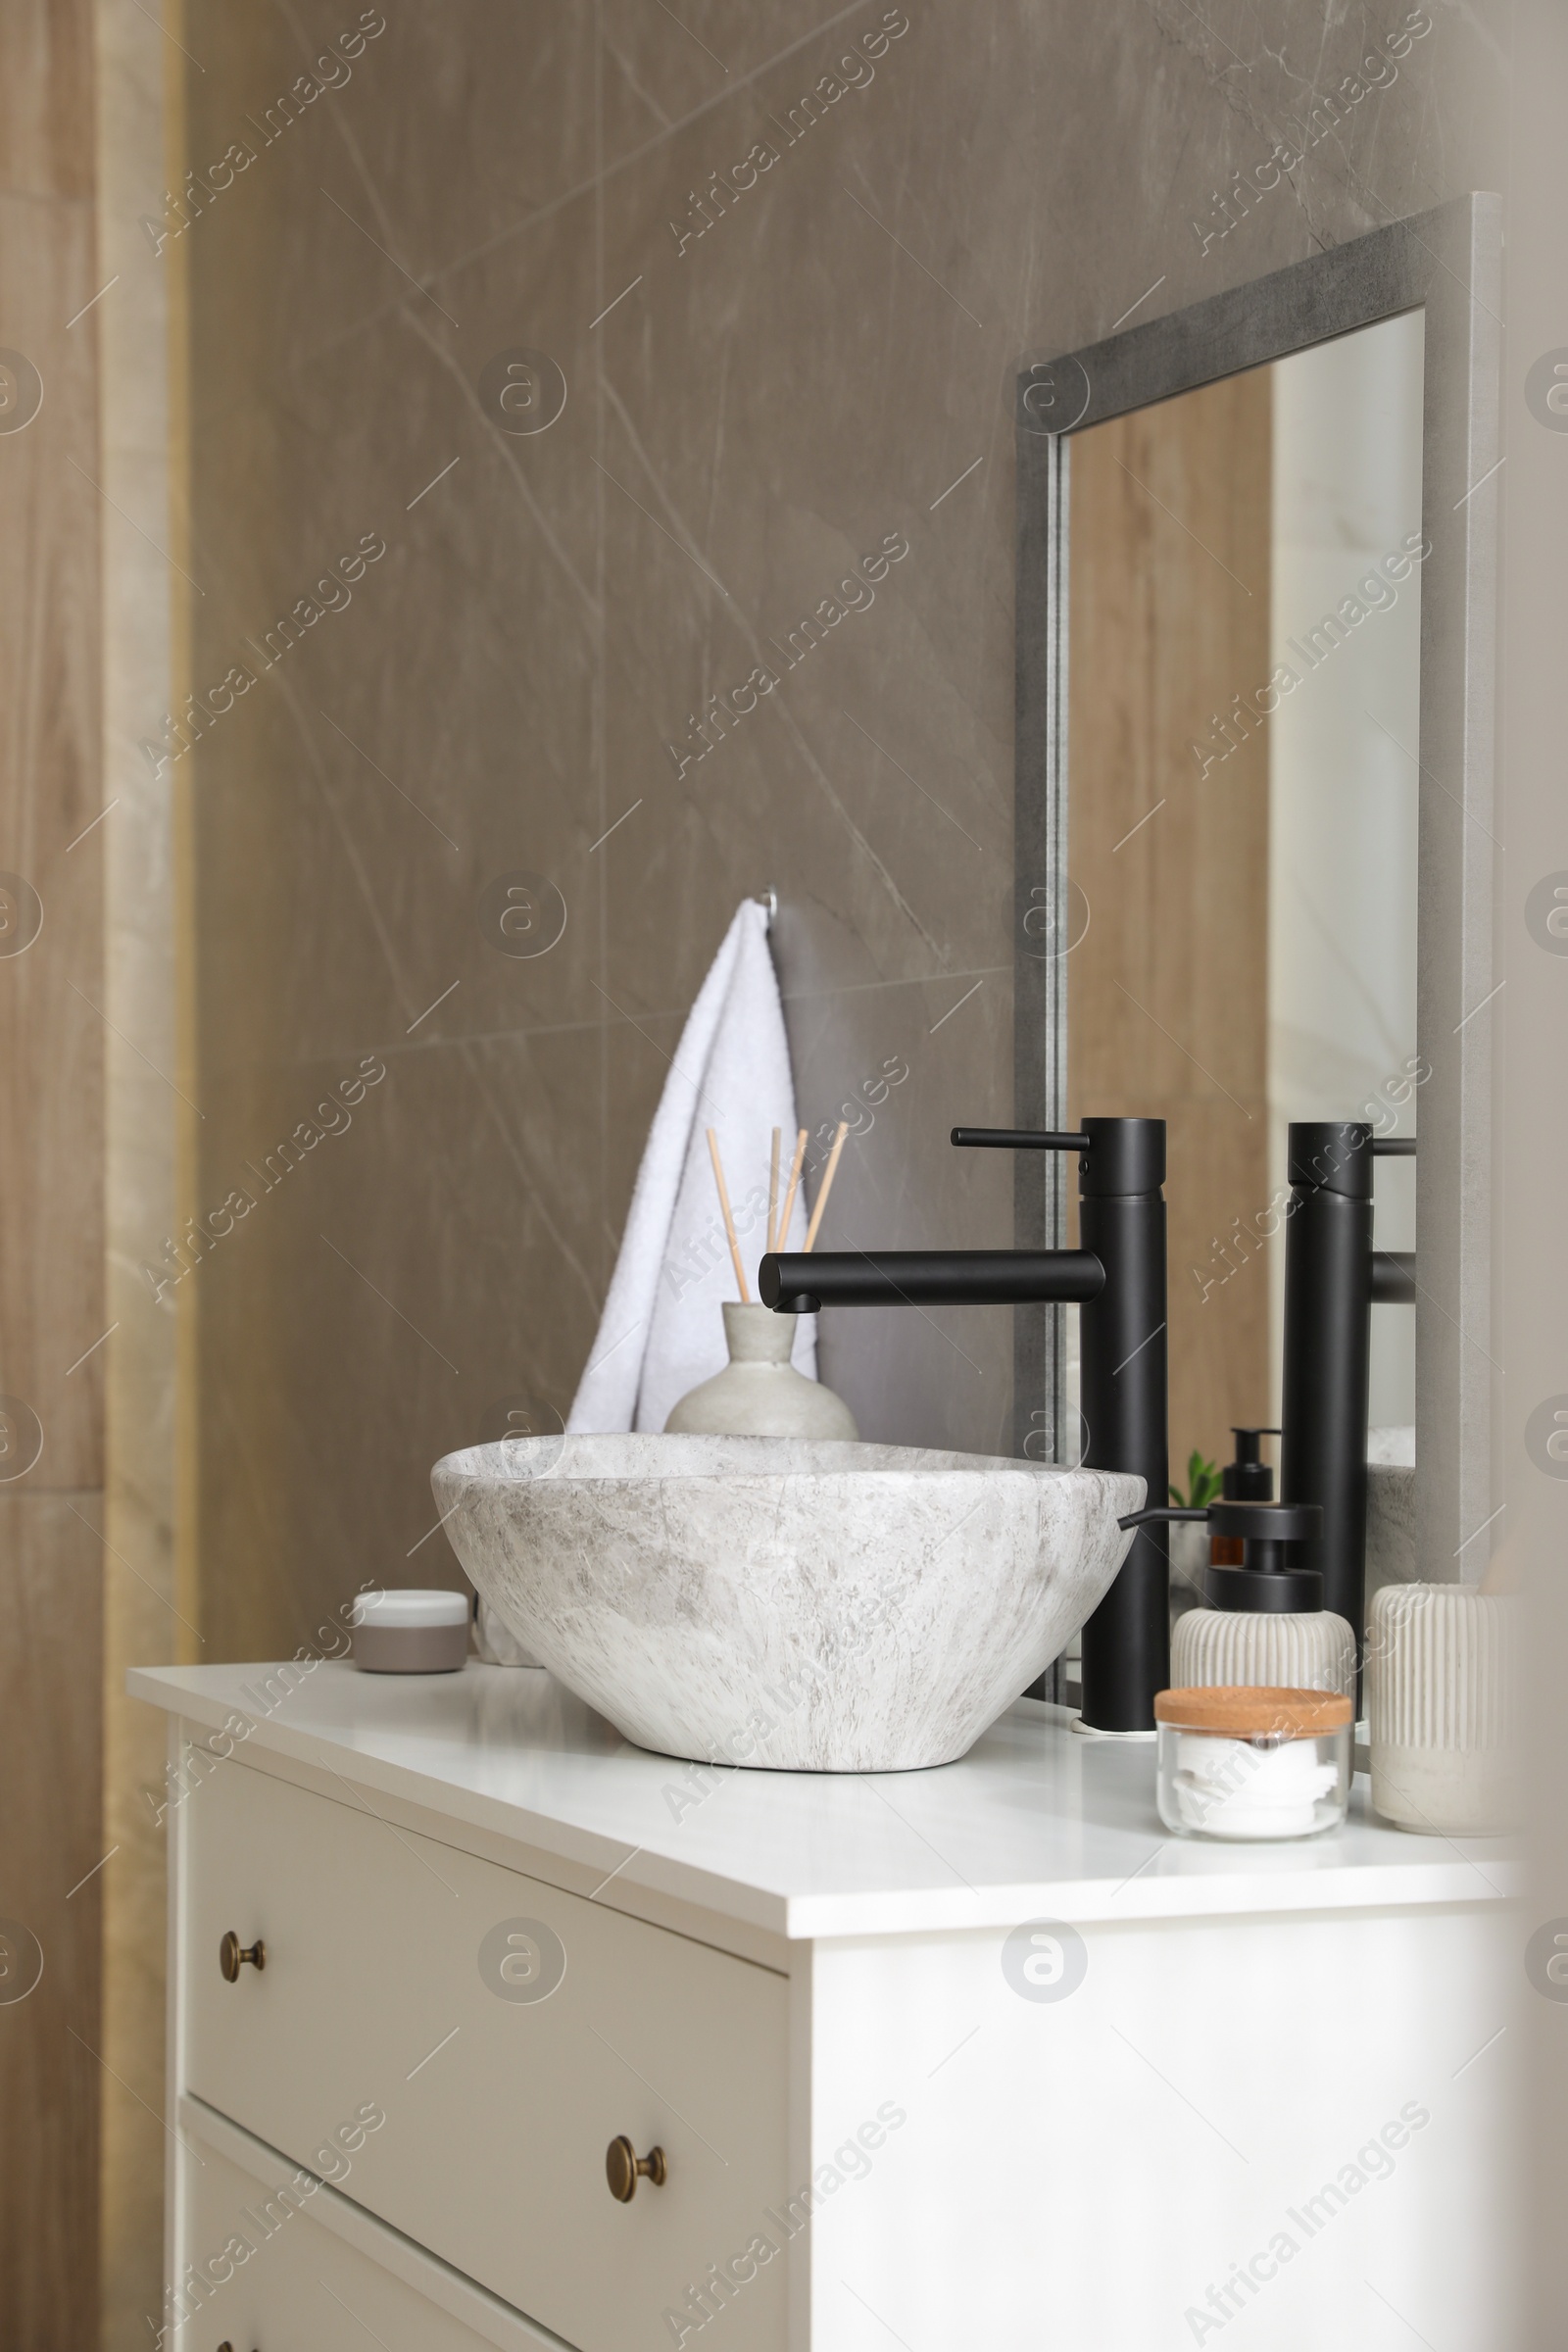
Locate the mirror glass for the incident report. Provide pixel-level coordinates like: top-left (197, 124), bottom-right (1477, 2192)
top-left (1064, 310), bottom-right (1425, 1501)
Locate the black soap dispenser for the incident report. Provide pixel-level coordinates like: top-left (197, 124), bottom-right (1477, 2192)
top-left (1209, 1427), bottom-right (1281, 1564)
top-left (1172, 1499), bottom-right (1355, 1697)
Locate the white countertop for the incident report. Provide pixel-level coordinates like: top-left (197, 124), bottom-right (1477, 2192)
top-left (129, 1661), bottom-right (1515, 1939)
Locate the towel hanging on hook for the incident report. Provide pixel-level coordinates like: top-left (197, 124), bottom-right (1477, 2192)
top-left (567, 897), bottom-right (814, 1435)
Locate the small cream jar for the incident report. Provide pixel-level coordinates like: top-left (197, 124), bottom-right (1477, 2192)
top-left (351, 1588), bottom-right (470, 1673)
top-left (1155, 1686), bottom-right (1352, 1840)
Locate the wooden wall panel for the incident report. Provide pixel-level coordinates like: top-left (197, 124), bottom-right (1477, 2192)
top-left (1068, 370), bottom-right (1273, 1478)
top-left (0, 1496), bottom-right (105, 2350)
top-left (95, 0), bottom-right (183, 2337)
top-left (0, 242), bottom-right (105, 1488)
top-left (0, 0), bottom-right (95, 202)
top-left (0, 3), bottom-right (106, 2346)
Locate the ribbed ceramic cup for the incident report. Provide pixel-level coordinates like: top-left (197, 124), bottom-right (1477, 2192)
top-left (1366, 1584), bottom-right (1519, 1835)
top-left (1171, 1606), bottom-right (1356, 1699)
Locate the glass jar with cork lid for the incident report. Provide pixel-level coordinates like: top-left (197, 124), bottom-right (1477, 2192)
top-left (1154, 1686), bottom-right (1353, 1840)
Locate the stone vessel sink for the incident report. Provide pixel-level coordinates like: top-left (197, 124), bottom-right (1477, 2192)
top-left (431, 1434), bottom-right (1143, 1773)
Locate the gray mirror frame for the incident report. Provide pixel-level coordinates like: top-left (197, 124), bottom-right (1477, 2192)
top-left (1014, 195), bottom-right (1501, 1586)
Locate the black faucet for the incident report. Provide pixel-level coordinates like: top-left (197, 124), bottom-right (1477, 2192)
top-left (1279, 1121), bottom-right (1415, 1666)
top-left (759, 1116), bottom-right (1170, 1735)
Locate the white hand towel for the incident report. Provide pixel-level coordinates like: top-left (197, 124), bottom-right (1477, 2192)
top-left (567, 899), bottom-right (816, 1436)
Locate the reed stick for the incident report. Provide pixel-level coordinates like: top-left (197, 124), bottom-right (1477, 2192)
top-left (705, 1128), bottom-right (750, 1302)
top-left (776, 1127), bottom-right (808, 1250)
top-left (766, 1126), bottom-right (781, 1253)
top-left (804, 1122), bottom-right (849, 1252)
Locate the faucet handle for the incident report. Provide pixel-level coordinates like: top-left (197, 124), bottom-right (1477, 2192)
top-left (951, 1128), bottom-right (1091, 1151)
top-left (955, 1120), bottom-right (1165, 1196)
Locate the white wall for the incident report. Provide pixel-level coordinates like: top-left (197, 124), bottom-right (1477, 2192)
top-left (1268, 311), bottom-right (1426, 1432)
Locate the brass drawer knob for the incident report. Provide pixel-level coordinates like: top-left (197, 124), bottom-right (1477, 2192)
top-left (606, 2134), bottom-right (666, 2202)
top-left (219, 1931), bottom-right (266, 1982)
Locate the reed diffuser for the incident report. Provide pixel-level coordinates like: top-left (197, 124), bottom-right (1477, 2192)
top-left (662, 1124), bottom-right (858, 1439)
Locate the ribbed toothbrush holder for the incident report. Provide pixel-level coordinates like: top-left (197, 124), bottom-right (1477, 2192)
top-left (1365, 1584), bottom-right (1519, 1836)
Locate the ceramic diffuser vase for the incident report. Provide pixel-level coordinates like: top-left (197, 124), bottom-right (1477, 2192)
top-left (663, 1120), bottom-right (858, 1439)
top-left (664, 1302), bottom-right (858, 1439)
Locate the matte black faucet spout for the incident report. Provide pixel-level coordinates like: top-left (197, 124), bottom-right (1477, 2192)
top-left (759, 1115), bottom-right (1170, 1735)
top-left (758, 1248), bottom-right (1104, 1316)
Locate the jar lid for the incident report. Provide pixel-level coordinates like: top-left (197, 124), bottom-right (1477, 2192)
top-left (351, 1589), bottom-right (470, 1629)
top-left (1154, 1685), bottom-right (1352, 1736)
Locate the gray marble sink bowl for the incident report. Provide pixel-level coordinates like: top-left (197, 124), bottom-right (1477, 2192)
top-left (431, 1434), bottom-right (1142, 1773)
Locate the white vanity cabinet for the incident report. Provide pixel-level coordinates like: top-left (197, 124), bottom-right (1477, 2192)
top-left (135, 1662), bottom-right (1515, 2352)
top-left (179, 1759), bottom-right (787, 2351)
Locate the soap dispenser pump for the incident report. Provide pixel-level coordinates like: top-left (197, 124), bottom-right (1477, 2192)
top-left (1211, 1427), bottom-right (1281, 1564)
top-left (1171, 1500), bottom-right (1356, 1699)
top-left (1227, 1428), bottom-right (1277, 1497)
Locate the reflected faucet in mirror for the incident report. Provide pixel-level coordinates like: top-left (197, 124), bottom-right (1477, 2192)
top-left (1281, 1121), bottom-right (1416, 1672)
top-left (760, 1117), bottom-right (1171, 1737)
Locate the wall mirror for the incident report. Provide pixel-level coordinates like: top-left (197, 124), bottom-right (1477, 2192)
top-left (1014, 197), bottom-right (1500, 1607)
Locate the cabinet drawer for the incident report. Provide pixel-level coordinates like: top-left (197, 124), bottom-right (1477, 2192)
top-left (179, 2100), bottom-right (561, 2350)
top-left (182, 1756), bottom-right (788, 2352)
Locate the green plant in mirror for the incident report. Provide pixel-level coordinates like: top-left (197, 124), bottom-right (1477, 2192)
top-left (1169, 1451), bottom-right (1222, 1510)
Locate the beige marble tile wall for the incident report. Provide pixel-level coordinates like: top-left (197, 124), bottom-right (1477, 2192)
top-left (169, 3), bottom-right (1498, 1665)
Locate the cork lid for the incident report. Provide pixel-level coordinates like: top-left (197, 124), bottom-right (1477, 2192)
top-left (1154, 1686), bottom-right (1352, 1737)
